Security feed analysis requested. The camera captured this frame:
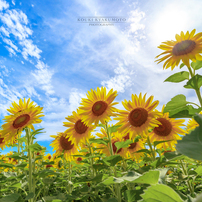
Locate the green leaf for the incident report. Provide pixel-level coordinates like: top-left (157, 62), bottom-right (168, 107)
top-left (0, 163), bottom-right (13, 168)
top-left (108, 125), bottom-right (122, 133)
top-left (164, 151), bottom-right (184, 161)
top-left (28, 142), bottom-right (43, 152)
top-left (97, 123), bottom-right (105, 128)
top-left (153, 140), bottom-right (172, 148)
top-left (106, 198), bottom-right (118, 202)
top-left (176, 114), bottom-right (202, 160)
top-left (9, 183), bottom-right (21, 188)
top-left (184, 74), bottom-right (202, 90)
top-left (89, 138), bottom-right (108, 146)
top-left (0, 193), bottom-right (21, 202)
top-left (25, 193), bottom-right (34, 200)
top-left (31, 128), bottom-right (45, 137)
top-left (103, 155), bottom-right (123, 167)
top-left (140, 184), bottom-right (183, 202)
top-left (164, 71), bottom-right (189, 83)
top-left (124, 190), bottom-right (136, 202)
top-left (195, 166), bottom-right (202, 176)
top-left (163, 94), bottom-right (202, 118)
top-left (180, 63), bottom-right (185, 69)
top-left (114, 140), bottom-right (133, 152)
top-left (134, 149), bottom-right (151, 155)
top-left (191, 60), bottom-right (202, 70)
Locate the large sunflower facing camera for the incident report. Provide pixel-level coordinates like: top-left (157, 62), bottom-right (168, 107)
top-left (114, 93), bottom-right (161, 138)
top-left (1, 106), bottom-right (44, 139)
top-left (149, 106), bottom-right (186, 150)
top-left (63, 109), bottom-right (95, 146)
top-left (79, 87), bottom-right (118, 126)
top-left (155, 29), bottom-right (202, 70)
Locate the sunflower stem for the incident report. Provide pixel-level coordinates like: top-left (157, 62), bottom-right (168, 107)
top-left (187, 66), bottom-right (202, 107)
top-left (25, 127), bottom-right (34, 202)
top-left (180, 160), bottom-right (195, 197)
top-left (147, 136), bottom-right (155, 161)
top-left (68, 161), bottom-right (72, 194)
top-left (105, 121), bottom-right (122, 202)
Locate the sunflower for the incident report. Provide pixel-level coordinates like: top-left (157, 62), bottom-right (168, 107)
top-left (7, 98), bottom-right (37, 114)
top-left (186, 112), bottom-right (202, 133)
top-left (79, 87), bottom-right (118, 126)
top-left (155, 29), bottom-right (202, 70)
top-left (126, 139), bottom-right (145, 161)
top-left (50, 132), bottom-right (78, 161)
top-left (101, 131), bottom-right (128, 158)
top-left (149, 106), bottom-right (186, 150)
top-left (63, 109), bottom-right (95, 145)
top-left (114, 93), bottom-right (161, 138)
top-left (0, 134), bottom-right (6, 150)
top-left (0, 106), bottom-right (44, 139)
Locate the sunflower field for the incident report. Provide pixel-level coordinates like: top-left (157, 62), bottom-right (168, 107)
top-left (1, 29), bottom-right (202, 202)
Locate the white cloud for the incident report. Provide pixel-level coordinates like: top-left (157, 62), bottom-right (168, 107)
top-left (0, 0), bottom-right (9, 11)
top-left (0, 9), bottom-right (32, 40)
top-left (3, 38), bottom-right (19, 52)
top-left (12, 0), bottom-right (15, 6)
top-left (5, 45), bottom-right (16, 56)
top-left (0, 26), bottom-right (9, 37)
top-left (20, 39), bottom-right (42, 60)
top-left (68, 88), bottom-right (86, 113)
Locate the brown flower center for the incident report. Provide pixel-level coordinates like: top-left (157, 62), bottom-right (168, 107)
top-left (48, 155), bottom-right (51, 160)
top-left (46, 165), bottom-right (53, 168)
top-left (112, 141), bottom-right (122, 154)
top-left (13, 114), bottom-right (30, 129)
top-left (128, 108), bottom-right (148, 127)
top-left (0, 138), bottom-right (4, 144)
top-left (92, 101), bottom-right (108, 116)
top-left (123, 133), bottom-right (129, 141)
top-left (172, 40), bottom-right (196, 56)
top-left (128, 142), bottom-right (137, 150)
top-left (60, 136), bottom-right (74, 150)
top-left (153, 118), bottom-right (172, 137)
top-left (77, 157), bottom-right (82, 162)
top-left (74, 119), bottom-right (88, 134)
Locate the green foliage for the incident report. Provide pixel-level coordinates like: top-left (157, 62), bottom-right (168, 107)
top-left (176, 113), bottom-right (202, 160)
top-left (184, 74), bottom-right (202, 90)
top-left (163, 94), bottom-right (202, 118)
top-left (164, 71), bottom-right (189, 83)
top-left (191, 60), bottom-right (202, 70)
top-left (140, 184), bottom-right (183, 202)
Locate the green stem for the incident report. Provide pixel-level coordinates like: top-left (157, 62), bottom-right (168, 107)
top-left (147, 136), bottom-right (155, 161)
top-left (87, 142), bottom-right (95, 178)
top-left (180, 160), bottom-right (194, 196)
top-left (68, 161), bottom-right (72, 194)
top-left (187, 67), bottom-right (202, 107)
top-left (105, 122), bottom-right (121, 202)
top-left (25, 127), bottom-right (34, 202)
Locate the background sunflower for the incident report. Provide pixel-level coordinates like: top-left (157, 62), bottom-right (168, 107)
top-left (114, 93), bottom-right (161, 138)
top-left (155, 29), bottom-right (202, 70)
top-left (79, 87), bottom-right (118, 126)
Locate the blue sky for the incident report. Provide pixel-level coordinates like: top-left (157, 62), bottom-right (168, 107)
top-left (0, 0), bottom-right (202, 155)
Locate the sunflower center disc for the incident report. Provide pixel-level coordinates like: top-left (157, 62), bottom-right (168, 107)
top-left (77, 157), bottom-right (82, 162)
top-left (172, 40), bottom-right (196, 56)
top-left (123, 133), bottom-right (130, 141)
top-left (128, 108), bottom-right (148, 127)
top-left (153, 118), bottom-right (172, 136)
top-left (92, 101), bottom-right (108, 116)
top-left (74, 119), bottom-right (88, 134)
top-left (128, 142), bottom-right (137, 149)
top-left (60, 136), bottom-right (74, 150)
top-left (13, 114), bottom-right (30, 129)
top-left (112, 141), bottom-right (122, 154)
top-left (0, 138), bottom-right (4, 144)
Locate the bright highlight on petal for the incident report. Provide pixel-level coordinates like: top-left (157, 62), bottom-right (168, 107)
top-left (155, 29), bottom-right (202, 70)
